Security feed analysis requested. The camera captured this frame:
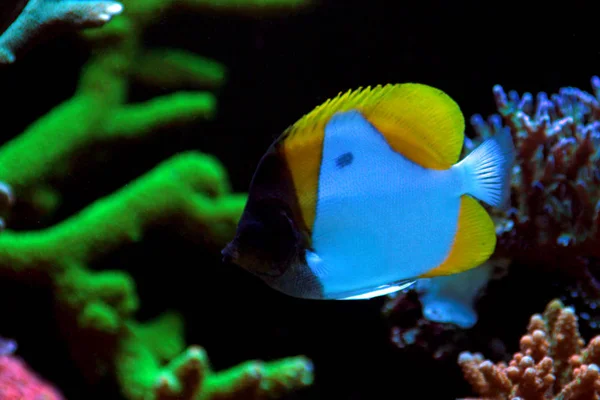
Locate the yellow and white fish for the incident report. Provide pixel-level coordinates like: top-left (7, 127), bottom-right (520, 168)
top-left (222, 83), bottom-right (515, 300)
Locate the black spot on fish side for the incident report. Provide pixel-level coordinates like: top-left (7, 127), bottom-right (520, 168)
top-left (336, 152), bottom-right (353, 169)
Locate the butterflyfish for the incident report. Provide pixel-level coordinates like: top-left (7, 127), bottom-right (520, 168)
top-left (222, 83), bottom-right (515, 300)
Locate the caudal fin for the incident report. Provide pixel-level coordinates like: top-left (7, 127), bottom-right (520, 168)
top-left (455, 126), bottom-right (516, 209)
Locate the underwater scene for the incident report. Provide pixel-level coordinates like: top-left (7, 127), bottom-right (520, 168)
top-left (0, 0), bottom-right (599, 399)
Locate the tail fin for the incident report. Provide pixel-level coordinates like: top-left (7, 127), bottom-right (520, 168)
top-left (454, 126), bottom-right (516, 209)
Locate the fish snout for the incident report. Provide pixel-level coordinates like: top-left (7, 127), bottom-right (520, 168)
top-left (221, 242), bottom-right (239, 265)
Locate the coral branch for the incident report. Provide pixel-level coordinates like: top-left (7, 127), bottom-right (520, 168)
top-left (0, 150), bottom-right (253, 391)
top-left (0, 146), bottom-right (313, 399)
top-left (0, 152), bottom-right (244, 274)
top-left (470, 77), bottom-right (600, 263)
top-left (0, 0), bottom-right (317, 397)
top-left (116, 318), bottom-right (314, 400)
top-left (459, 299), bottom-right (600, 400)
top-left (106, 92), bottom-right (217, 137)
top-left (383, 77), bottom-right (600, 363)
top-left (119, 0), bottom-right (313, 21)
top-left (0, 0), bottom-right (123, 64)
top-left (0, 347), bottom-right (65, 399)
top-left (202, 356), bottom-right (313, 400)
top-left (131, 49), bottom-right (227, 89)
top-left (0, 7), bottom-right (221, 221)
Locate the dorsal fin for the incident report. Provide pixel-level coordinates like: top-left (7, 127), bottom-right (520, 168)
top-left (283, 83), bottom-right (466, 170)
top-left (280, 83), bottom-right (466, 231)
top-left (360, 83), bottom-right (465, 169)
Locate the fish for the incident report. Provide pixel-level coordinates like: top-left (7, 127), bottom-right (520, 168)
top-left (222, 83), bottom-right (515, 300)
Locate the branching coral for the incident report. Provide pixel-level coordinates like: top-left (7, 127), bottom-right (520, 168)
top-left (0, 0), bottom-right (124, 64)
top-left (459, 76), bottom-right (600, 332)
top-left (384, 77), bottom-right (600, 361)
top-left (459, 299), bottom-right (600, 400)
top-left (0, 0), bottom-right (316, 398)
top-left (0, 0), bottom-right (312, 224)
top-left (470, 76), bottom-right (600, 264)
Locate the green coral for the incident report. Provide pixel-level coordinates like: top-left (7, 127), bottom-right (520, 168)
top-left (0, 0), bottom-right (315, 398)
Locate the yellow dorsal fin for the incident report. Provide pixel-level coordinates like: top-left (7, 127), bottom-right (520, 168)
top-left (361, 83), bottom-right (465, 169)
top-left (281, 83), bottom-right (466, 231)
top-left (283, 83), bottom-right (465, 170)
top-left (420, 196), bottom-right (496, 278)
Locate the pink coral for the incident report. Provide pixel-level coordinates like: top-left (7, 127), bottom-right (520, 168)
top-left (0, 354), bottom-right (64, 400)
top-left (459, 299), bottom-right (600, 400)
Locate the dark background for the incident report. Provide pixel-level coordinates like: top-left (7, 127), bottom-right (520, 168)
top-left (0, 0), bottom-right (599, 398)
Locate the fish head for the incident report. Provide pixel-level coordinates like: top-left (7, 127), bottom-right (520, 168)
top-left (222, 197), bottom-right (298, 279)
top-left (222, 143), bottom-right (324, 299)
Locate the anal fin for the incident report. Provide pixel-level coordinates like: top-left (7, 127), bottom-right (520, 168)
top-left (420, 196), bottom-right (496, 278)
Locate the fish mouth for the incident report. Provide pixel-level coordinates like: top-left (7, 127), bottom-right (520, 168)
top-left (221, 240), bottom-right (286, 277)
top-left (221, 242), bottom-right (239, 265)
top-left (222, 240), bottom-right (325, 299)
